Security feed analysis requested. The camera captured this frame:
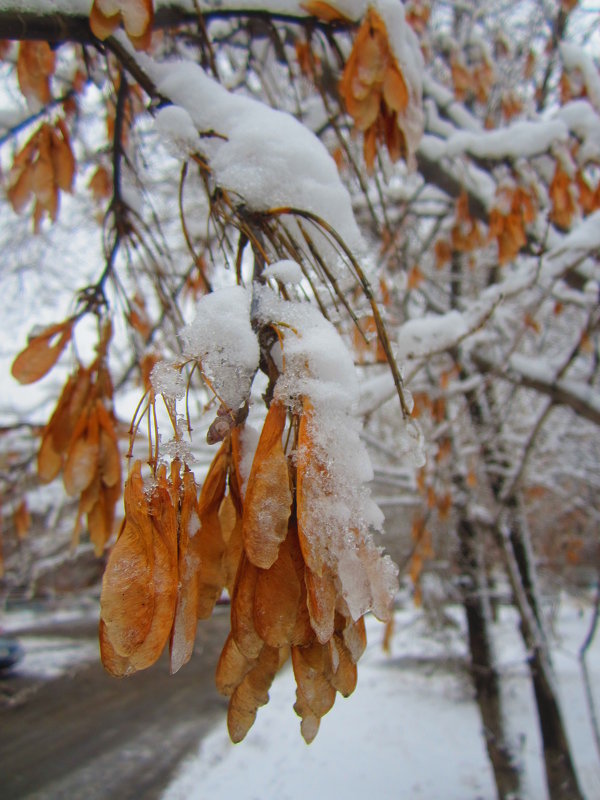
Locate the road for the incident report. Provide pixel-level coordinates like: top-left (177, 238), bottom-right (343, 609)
top-left (0, 608), bottom-right (231, 800)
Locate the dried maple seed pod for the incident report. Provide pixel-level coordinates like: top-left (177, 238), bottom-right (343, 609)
top-left (195, 442), bottom-right (229, 618)
top-left (100, 462), bottom-right (155, 663)
top-left (11, 318), bottom-right (74, 385)
top-left (339, 9), bottom-right (414, 172)
top-left (243, 400), bottom-right (293, 569)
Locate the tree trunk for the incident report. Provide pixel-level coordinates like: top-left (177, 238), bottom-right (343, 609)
top-left (458, 373), bottom-right (584, 799)
top-left (500, 521), bottom-right (585, 800)
top-left (458, 516), bottom-right (522, 800)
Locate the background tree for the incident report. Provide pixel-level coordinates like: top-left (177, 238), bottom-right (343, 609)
top-left (0, 1), bottom-right (599, 797)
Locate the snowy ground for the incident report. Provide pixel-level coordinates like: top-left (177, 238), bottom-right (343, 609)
top-left (163, 594), bottom-right (600, 800)
top-left (1, 597), bottom-right (99, 680)
top-left (2, 592), bottom-right (598, 799)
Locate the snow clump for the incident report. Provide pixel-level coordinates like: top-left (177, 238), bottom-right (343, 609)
top-left (180, 286), bottom-right (260, 411)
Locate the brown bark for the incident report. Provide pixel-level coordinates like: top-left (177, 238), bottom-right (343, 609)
top-left (501, 519), bottom-right (584, 800)
top-left (458, 516), bottom-right (522, 800)
top-left (457, 359), bottom-right (584, 800)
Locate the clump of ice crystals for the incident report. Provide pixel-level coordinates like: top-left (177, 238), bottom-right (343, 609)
top-left (150, 360), bottom-right (186, 401)
top-left (180, 286), bottom-right (260, 411)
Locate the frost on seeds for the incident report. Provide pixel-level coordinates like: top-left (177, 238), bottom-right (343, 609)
top-left (161, 437), bottom-right (196, 465)
top-left (150, 360), bottom-right (186, 401)
top-left (180, 287), bottom-right (260, 411)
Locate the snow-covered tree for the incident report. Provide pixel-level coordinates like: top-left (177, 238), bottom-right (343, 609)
top-left (1, 1), bottom-right (599, 797)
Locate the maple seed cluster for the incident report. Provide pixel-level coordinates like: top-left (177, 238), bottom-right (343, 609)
top-left (90, 0), bottom-right (155, 51)
top-left (340, 9), bottom-right (411, 173)
top-left (100, 399), bottom-right (371, 743)
top-left (7, 120), bottom-right (76, 233)
top-left (11, 320), bottom-right (122, 556)
top-left (488, 186), bottom-right (537, 265)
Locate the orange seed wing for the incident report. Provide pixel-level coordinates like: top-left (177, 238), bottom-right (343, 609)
top-left (216, 632), bottom-right (255, 697)
top-left (170, 469), bottom-right (201, 674)
top-left (253, 532), bottom-right (301, 648)
top-left (11, 320), bottom-right (73, 385)
top-left (129, 468), bottom-right (178, 670)
top-left (227, 644), bottom-right (281, 743)
top-left (100, 463), bottom-right (155, 658)
top-left (243, 400), bottom-right (292, 569)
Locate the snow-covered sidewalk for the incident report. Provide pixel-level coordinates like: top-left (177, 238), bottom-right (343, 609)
top-left (163, 595), bottom-right (600, 800)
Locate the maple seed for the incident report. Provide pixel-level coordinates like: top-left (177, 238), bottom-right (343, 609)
top-left (90, 0), bottom-right (155, 51)
top-left (243, 400), bottom-right (292, 569)
top-left (340, 9), bottom-right (411, 172)
top-left (11, 320), bottom-right (73, 384)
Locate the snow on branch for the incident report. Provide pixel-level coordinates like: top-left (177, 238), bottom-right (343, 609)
top-left (472, 351), bottom-right (600, 428)
top-left (444, 119), bottom-right (569, 161)
top-left (148, 54), bottom-right (364, 258)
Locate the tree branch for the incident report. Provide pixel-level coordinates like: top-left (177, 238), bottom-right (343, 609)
top-left (472, 351), bottom-right (600, 427)
top-left (0, 5), bottom-right (350, 45)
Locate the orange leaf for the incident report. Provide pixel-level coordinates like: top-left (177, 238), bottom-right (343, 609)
top-left (291, 642), bottom-right (336, 719)
top-left (88, 164), bottom-right (113, 202)
top-left (87, 486), bottom-right (115, 556)
top-left (219, 491), bottom-right (244, 595)
top-left (450, 56), bottom-right (472, 100)
top-left (339, 7), bottom-right (414, 168)
top-left (16, 42), bottom-right (55, 105)
top-left (89, 2), bottom-right (121, 41)
top-left (37, 429), bottom-right (63, 483)
top-left (13, 499), bottom-right (31, 540)
top-left (6, 165), bottom-right (34, 213)
top-left (434, 239), bottom-right (451, 268)
top-left (363, 124), bottom-right (378, 174)
top-left (99, 619), bottom-right (135, 677)
top-left (341, 615), bottom-right (367, 663)
top-left (549, 163), bottom-right (576, 230)
top-left (11, 319), bottom-right (73, 384)
top-left (330, 634), bottom-right (358, 697)
top-left (91, 0), bottom-right (154, 50)
top-left (97, 432), bottom-right (121, 492)
top-left (50, 126), bottom-right (76, 193)
top-left (437, 492), bottom-right (452, 520)
top-left (120, 0), bottom-right (154, 39)
top-left (195, 443), bottom-right (228, 618)
top-left (407, 264), bottom-right (423, 289)
top-left (296, 397), bottom-right (328, 576)
top-left (63, 407), bottom-right (99, 497)
top-left (294, 686), bottom-right (320, 743)
top-left (382, 66), bottom-right (409, 113)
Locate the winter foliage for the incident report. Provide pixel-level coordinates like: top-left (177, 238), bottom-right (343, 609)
top-left (1, 0), bottom-right (599, 794)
